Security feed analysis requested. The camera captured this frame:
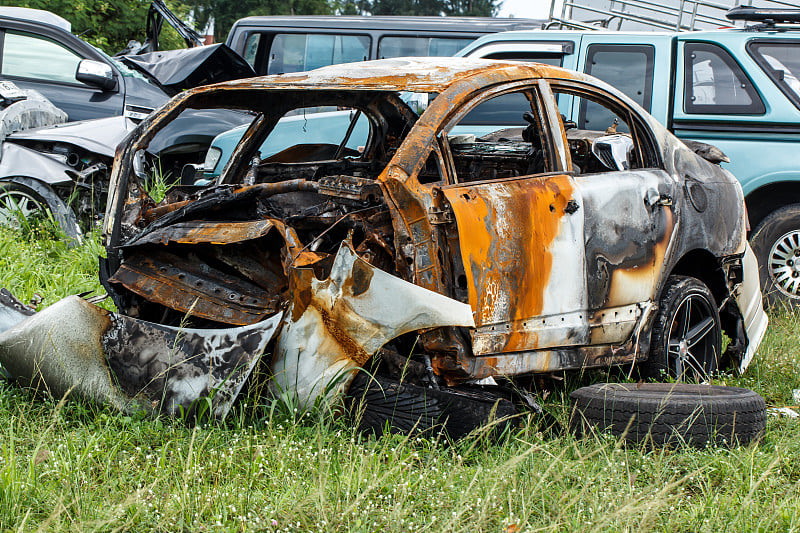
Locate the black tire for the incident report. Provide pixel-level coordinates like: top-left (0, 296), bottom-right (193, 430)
top-left (750, 204), bottom-right (800, 309)
top-left (570, 383), bottom-right (766, 447)
top-left (345, 372), bottom-right (517, 441)
top-left (0, 180), bottom-right (81, 241)
top-left (642, 275), bottom-right (722, 381)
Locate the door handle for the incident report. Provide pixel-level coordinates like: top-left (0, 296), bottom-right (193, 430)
top-left (645, 188), bottom-right (672, 209)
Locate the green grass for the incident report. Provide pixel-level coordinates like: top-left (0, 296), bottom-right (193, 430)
top-left (2, 227), bottom-right (800, 532)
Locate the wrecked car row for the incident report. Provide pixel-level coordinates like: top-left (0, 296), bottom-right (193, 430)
top-left (0, 58), bottom-right (768, 434)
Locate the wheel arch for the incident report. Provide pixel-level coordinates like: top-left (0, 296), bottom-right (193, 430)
top-left (668, 248), bottom-right (728, 307)
top-left (745, 181), bottom-right (800, 232)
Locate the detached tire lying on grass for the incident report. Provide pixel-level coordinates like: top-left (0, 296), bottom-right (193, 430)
top-left (346, 372), bottom-right (518, 441)
top-left (570, 383), bottom-right (766, 447)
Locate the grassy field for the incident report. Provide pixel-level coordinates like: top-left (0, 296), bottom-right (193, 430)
top-left (2, 227), bottom-right (800, 532)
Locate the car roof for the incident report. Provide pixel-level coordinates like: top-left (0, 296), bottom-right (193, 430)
top-left (207, 57), bottom-right (576, 93)
top-left (231, 15), bottom-right (545, 33)
top-left (0, 7), bottom-right (71, 32)
top-left (460, 26), bottom-right (800, 51)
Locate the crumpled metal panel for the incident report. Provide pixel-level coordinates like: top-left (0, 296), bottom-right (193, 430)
top-left (109, 250), bottom-right (280, 325)
top-left (123, 219), bottom-right (277, 246)
top-left (270, 240), bottom-right (475, 405)
top-left (736, 244), bottom-right (768, 373)
top-left (0, 295), bottom-right (281, 419)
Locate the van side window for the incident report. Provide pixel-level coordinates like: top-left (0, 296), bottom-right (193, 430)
top-left (378, 36), bottom-right (474, 58)
top-left (267, 34), bottom-right (370, 74)
top-left (684, 42), bottom-right (764, 115)
top-left (747, 41), bottom-right (800, 110)
top-left (579, 44), bottom-right (655, 133)
top-left (243, 33), bottom-right (261, 68)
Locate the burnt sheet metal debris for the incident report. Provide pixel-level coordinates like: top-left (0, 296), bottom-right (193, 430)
top-left (0, 295), bottom-right (281, 419)
top-left (0, 58), bottom-right (769, 429)
top-left (270, 240), bottom-right (474, 405)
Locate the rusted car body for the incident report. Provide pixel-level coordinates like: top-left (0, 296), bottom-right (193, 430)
top-left (0, 58), bottom-right (767, 423)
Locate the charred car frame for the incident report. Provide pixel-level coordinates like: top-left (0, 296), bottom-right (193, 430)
top-left (0, 58), bottom-right (768, 430)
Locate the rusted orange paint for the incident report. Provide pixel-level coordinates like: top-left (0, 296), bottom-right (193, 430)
top-left (443, 174), bottom-right (574, 354)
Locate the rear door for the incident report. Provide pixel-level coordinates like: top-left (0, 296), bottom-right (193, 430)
top-left (671, 34), bottom-right (800, 198)
top-left (439, 82), bottom-right (590, 355)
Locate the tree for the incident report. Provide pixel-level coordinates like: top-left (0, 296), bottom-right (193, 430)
top-left (0, 0), bottom-right (192, 54)
top-left (185, 0), bottom-right (334, 43)
top-left (355, 0), bottom-right (499, 16)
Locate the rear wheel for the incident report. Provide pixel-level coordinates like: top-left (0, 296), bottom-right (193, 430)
top-left (642, 275), bottom-right (721, 381)
top-left (750, 204), bottom-right (800, 309)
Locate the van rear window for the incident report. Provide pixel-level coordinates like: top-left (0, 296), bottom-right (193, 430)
top-left (378, 36), bottom-right (474, 58)
top-left (748, 41), bottom-right (800, 111)
top-left (267, 34), bottom-right (370, 74)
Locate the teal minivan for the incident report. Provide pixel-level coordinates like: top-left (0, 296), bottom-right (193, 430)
top-left (453, 7), bottom-right (800, 308)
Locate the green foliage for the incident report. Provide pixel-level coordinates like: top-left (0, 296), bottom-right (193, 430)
top-left (185, 0), bottom-right (335, 43)
top-left (0, 0), bottom-right (190, 54)
top-left (356, 0), bottom-right (499, 16)
top-left (1, 227), bottom-right (800, 529)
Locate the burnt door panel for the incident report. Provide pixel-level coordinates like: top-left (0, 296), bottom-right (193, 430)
top-left (442, 173), bottom-right (588, 355)
top-left (575, 169), bottom-right (675, 344)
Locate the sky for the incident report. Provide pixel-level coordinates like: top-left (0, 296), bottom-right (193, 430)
top-left (498, 0), bottom-right (563, 19)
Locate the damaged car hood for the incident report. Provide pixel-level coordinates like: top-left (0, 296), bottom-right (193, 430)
top-left (120, 44), bottom-right (257, 96)
top-left (6, 116), bottom-right (136, 158)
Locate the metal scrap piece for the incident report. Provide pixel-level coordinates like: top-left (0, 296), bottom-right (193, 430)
top-left (0, 294), bottom-right (282, 419)
top-left (270, 240), bottom-right (475, 406)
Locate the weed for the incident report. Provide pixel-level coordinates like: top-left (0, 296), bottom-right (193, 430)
top-left (1, 228), bottom-right (800, 530)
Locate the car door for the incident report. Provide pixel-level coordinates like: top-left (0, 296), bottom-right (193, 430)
top-left (437, 82), bottom-right (590, 356)
top-left (0, 27), bottom-right (123, 120)
top-left (549, 80), bottom-right (677, 345)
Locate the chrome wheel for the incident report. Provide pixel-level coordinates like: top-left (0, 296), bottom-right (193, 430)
top-left (768, 230), bottom-right (800, 298)
top-left (666, 293), bottom-right (719, 380)
top-left (0, 187), bottom-right (47, 228)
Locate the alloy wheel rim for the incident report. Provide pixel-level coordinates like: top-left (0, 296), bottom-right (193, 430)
top-left (0, 190), bottom-right (46, 228)
top-left (666, 294), bottom-right (718, 380)
top-left (768, 230), bottom-right (800, 298)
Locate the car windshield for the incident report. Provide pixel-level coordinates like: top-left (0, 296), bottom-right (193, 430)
top-left (92, 45), bottom-right (156, 85)
top-left (749, 42), bottom-right (800, 108)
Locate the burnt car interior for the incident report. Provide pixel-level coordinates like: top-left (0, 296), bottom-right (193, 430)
top-left (103, 90), bottom-right (421, 329)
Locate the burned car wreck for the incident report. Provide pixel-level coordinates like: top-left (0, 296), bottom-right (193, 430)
top-left (0, 58), bottom-right (768, 433)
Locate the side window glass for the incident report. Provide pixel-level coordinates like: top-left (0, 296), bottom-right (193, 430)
top-left (554, 87), bottom-right (656, 175)
top-left (428, 37), bottom-right (474, 56)
top-left (243, 33), bottom-right (261, 69)
top-left (458, 91), bottom-right (534, 128)
top-left (2, 31), bottom-right (82, 84)
top-left (748, 41), bottom-right (800, 110)
top-left (684, 42), bottom-right (765, 114)
top-left (447, 90), bottom-right (550, 183)
top-left (580, 44), bottom-right (655, 132)
top-left (378, 36), bottom-right (473, 58)
top-left (268, 34), bottom-right (370, 74)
